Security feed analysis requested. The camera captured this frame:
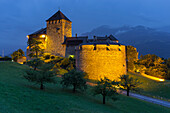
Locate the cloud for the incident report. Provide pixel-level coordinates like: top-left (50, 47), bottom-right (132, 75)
top-left (136, 13), bottom-right (159, 22)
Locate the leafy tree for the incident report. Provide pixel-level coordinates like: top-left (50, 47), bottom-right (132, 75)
top-left (61, 69), bottom-right (87, 93)
top-left (134, 64), bottom-right (146, 73)
top-left (27, 58), bottom-right (44, 70)
top-left (137, 54), bottom-right (166, 78)
top-left (24, 63), bottom-right (56, 90)
top-left (60, 58), bottom-right (75, 71)
top-left (93, 77), bottom-right (118, 104)
top-left (164, 58), bottom-right (170, 80)
top-left (27, 38), bottom-right (44, 58)
top-left (11, 49), bottom-right (25, 62)
top-left (119, 75), bottom-right (141, 96)
top-left (138, 54), bottom-right (164, 68)
top-left (126, 46), bottom-right (138, 71)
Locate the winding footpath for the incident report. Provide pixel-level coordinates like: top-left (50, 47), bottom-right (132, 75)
top-left (120, 90), bottom-right (170, 108)
top-left (87, 82), bottom-right (170, 108)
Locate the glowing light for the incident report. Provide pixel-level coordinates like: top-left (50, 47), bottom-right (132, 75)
top-left (27, 35), bottom-right (29, 39)
top-left (40, 35), bottom-right (46, 38)
top-left (142, 73), bottom-right (165, 82)
top-left (69, 55), bottom-right (74, 58)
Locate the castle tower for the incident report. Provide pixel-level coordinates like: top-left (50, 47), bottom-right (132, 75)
top-left (46, 10), bottom-right (72, 57)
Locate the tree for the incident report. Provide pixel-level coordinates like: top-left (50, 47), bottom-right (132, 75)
top-left (137, 54), bottom-right (166, 78)
top-left (11, 49), bottom-right (25, 62)
top-left (27, 38), bottom-right (44, 58)
top-left (126, 46), bottom-right (138, 71)
top-left (93, 77), bottom-right (118, 104)
top-left (119, 75), bottom-right (141, 96)
top-left (138, 54), bottom-right (164, 68)
top-left (164, 58), bottom-right (170, 80)
top-left (26, 58), bottom-right (44, 70)
top-left (60, 57), bottom-right (75, 71)
top-left (24, 63), bottom-right (56, 90)
top-left (61, 69), bottom-right (87, 93)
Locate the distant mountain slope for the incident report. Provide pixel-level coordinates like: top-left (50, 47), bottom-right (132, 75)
top-left (81, 25), bottom-right (170, 58)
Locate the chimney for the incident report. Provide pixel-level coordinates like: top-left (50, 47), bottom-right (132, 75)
top-left (75, 33), bottom-right (77, 37)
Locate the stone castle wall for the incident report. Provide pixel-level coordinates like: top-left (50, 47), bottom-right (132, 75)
top-left (65, 46), bottom-right (76, 57)
top-left (46, 19), bottom-right (72, 57)
top-left (76, 44), bottom-right (127, 81)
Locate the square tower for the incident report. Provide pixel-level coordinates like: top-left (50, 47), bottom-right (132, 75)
top-left (46, 10), bottom-right (72, 57)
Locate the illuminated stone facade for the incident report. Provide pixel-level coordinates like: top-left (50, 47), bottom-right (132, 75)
top-left (46, 19), bottom-right (72, 57)
top-left (27, 10), bottom-right (127, 81)
top-left (76, 43), bottom-right (127, 81)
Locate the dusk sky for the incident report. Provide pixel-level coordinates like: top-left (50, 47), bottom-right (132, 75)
top-left (0, 0), bottom-right (170, 56)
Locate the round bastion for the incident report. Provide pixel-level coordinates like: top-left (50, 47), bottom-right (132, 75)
top-left (76, 42), bottom-right (127, 81)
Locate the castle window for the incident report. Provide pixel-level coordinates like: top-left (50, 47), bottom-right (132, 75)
top-left (56, 28), bottom-right (60, 32)
top-left (49, 21), bottom-right (50, 24)
top-left (69, 55), bottom-right (75, 59)
top-left (106, 47), bottom-right (110, 51)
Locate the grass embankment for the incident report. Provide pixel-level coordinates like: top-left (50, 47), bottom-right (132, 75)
top-left (0, 62), bottom-right (169, 113)
top-left (128, 72), bottom-right (170, 101)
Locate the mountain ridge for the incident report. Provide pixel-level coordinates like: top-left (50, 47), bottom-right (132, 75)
top-left (81, 25), bottom-right (170, 58)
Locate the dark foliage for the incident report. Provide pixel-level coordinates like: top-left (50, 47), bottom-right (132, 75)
top-left (24, 63), bottom-right (56, 90)
top-left (93, 77), bottom-right (118, 104)
top-left (119, 75), bottom-right (142, 96)
top-left (26, 58), bottom-right (44, 70)
top-left (61, 69), bottom-right (87, 93)
top-left (126, 45), bottom-right (138, 71)
top-left (11, 49), bottom-right (25, 62)
top-left (27, 38), bottom-right (44, 58)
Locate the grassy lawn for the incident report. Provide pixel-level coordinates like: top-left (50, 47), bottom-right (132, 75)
top-left (0, 62), bottom-right (169, 113)
top-left (128, 72), bottom-right (170, 101)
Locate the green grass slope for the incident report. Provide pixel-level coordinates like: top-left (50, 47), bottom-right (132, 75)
top-left (128, 72), bottom-right (170, 101)
top-left (0, 62), bottom-right (169, 113)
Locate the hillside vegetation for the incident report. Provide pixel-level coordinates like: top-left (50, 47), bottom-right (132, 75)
top-left (0, 62), bottom-right (169, 113)
top-left (128, 72), bottom-right (170, 101)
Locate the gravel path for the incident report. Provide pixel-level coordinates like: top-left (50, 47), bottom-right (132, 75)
top-left (120, 90), bottom-right (170, 108)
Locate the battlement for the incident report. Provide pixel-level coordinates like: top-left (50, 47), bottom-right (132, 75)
top-left (47, 19), bottom-right (72, 25)
top-left (77, 43), bottom-right (124, 52)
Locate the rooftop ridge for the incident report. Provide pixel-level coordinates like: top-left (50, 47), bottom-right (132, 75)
top-left (46, 10), bottom-right (71, 22)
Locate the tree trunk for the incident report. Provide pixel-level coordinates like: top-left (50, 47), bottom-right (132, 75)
top-left (73, 84), bottom-right (76, 93)
top-left (127, 87), bottom-right (130, 96)
top-left (103, 95), bottom-right (106, 104)
top-left (40, 82), bottom-right (44, 90)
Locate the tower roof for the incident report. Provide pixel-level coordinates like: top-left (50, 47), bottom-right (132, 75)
top-left (28, 28), bottom-right (46, 36)
top-left (46, 10), bottom-right (71, 22)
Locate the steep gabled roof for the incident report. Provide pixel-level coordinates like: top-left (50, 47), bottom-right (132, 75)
top-left (28, 28), bottom-right (46, 36)
top-left (108, 35), bottom-right (118, 41)
top-left (46, 10), bottom-right (71, 22)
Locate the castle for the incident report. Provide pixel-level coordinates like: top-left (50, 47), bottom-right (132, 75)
top-left (27, 10), bottom-right (127, 80)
